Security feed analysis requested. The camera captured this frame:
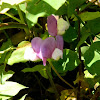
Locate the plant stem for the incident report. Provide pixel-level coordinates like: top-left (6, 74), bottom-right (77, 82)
top-left (16, 5), bottom-right (30, 35)
top-left (77, 8), bottom-right (83, 100)
top-left (48, 59), bottom-right (75, 89)
top-left (4, 12), bottom-right (21, 23)
top-left (0, 22), bottom-right (29, 30)
top-left (16, 5), bottom-right (25, 24)
top-left (45, 65), bottom-right (60, 100)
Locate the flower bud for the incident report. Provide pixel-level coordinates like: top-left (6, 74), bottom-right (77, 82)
top-left (47, 15), bottom-right (57, 36)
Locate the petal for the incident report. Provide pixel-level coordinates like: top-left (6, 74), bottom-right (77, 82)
top-left (52, 48), bottom-right (63, 60)
top-left (57, 18), bottom-right (70, 35)
top-left (24, 47), bottom-right (40, 61)
top-left (31, 37), bottom-right (43, 53)
top-left (40, 37), bottom-right (56, 65)
top-left (56, 35), bottom-right (64, 51)
top-left (47, 15), bottom-right (57, 36)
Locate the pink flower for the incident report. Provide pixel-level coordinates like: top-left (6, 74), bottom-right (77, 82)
top-left (40, 37), bottom-right (56, 66)
top-left (47, 15), bottom-right (70, 36)
top-left (24, 36), bottom-right (63, 66)
top-left (47, 15), bottom-right (57, 36)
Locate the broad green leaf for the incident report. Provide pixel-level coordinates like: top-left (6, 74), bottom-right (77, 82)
top-left (77, 27), bottom-right (91, 49)
top-left (67, 0), bottom-right (86, 17)
top-left (7, 41), bottom-right (31, 65)
top-left (84, 41), bottom-right (100, 75)
top-left (87, 17), bottom-right (100, 34)
top-left (22, 65), bottom-right (48, 79)
top-left (51, 49), bottom-right (80, 73)
top-left (0, 0), bottom-right (30, 13)
top-left (0, 70), bottom-right (14, 84)
top-left (18, 41), bottom-right (30, 48)
top-left (7, 47), bottom-right (27, 65)
top-left (63, 26), bottom-right (78, 42)
top-left (21, 0), bottom-right (66, 28)
top-left (72, 12), bottom-right (100, 21)
top-left (0, 81), bottom-right (28, 100)
top-left (55, 3), bottom-right (67, 15)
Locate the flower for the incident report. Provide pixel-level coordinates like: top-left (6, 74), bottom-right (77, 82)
top-left (47, 15), bottom-right (70, 36)
top-left (24, 36), bottom-right (63, 66)
top-left (24, 15), bottom-right (66, 66)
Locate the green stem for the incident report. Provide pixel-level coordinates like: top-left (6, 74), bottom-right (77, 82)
top-left (0, 22), bottom-right (29, 30)
top-left (45, 65), bottom-right (60, 99)
top-left (1, 72), bottom-right (3, 84)
top-left (4, 12), bottom-right (21, 23)
top-left (16, 5), bottom-right (25, 24)
top-left (48, 59), bottom-right (75, 89)
top-left (16, 5), bottom-right (30, 35)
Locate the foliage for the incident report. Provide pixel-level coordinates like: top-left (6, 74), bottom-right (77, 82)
top-left (0, 0), bottom-right (100, 99)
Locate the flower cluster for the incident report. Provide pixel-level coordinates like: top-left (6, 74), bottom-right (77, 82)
top-left (24, 15), bottom-right (70, 66)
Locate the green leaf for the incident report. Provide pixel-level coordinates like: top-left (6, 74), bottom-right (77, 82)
top-left (0, 70), bottom-right (14, 84)
top-left (7, 47), bottom-right (27, 65)
top-left (87, 17), bottom-right (100, 34)
top-left (0, 0), bottom-right (30, 13)
top-left (21, 0), bottom-right (66, 28)
top-left (84, 41), bottom-right (100, 75)
top-left (63, 26), bottom-right (78, 42)
top-left (51, 49), bottom-right (80, 73)
top-left (22, 65), bottom-right (48, 79)
top-left (72, 12), bottom-right (100, 21)
top-left (0, 81), bottom-right (28, 100)
top-left (18, 41), bottom-right (30, 48)
top-left (55, 3), bottom-right (67, 15)
top-left (67, 0), bottom-right (86, 17)
top-left (77, 27), bottom-right (91, 49)
top-left (7, 41), bottom-right (30, 65)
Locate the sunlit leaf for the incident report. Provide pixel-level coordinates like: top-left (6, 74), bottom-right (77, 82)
top-left (7, 41), bottom-right (31, 65)
top-left (0, 81), bottom-right (28, 100)
top-left (51, 49), bottom-right (80, 73)
top-left (22, 65), bottom-right (48, 79)
top-left (20, 0), bottom-right (66, 28)
top-left (0, 70), bottom-right (14, 84)
top-left (84, 41), bottom-right (100, 75)
top-left (0, 0), bottom-right (30, 13)
top-left (72, 12), bottom-right (100, 21)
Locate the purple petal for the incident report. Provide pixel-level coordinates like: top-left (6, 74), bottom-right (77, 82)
top-left (47, 15), bottom-right (57, 36)
top-left (31, 37), bottom-right (43, 53)
top-left (40, 37), bottom-right (56, 66)
top-left (56, 35), bottom-right (64, 51)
